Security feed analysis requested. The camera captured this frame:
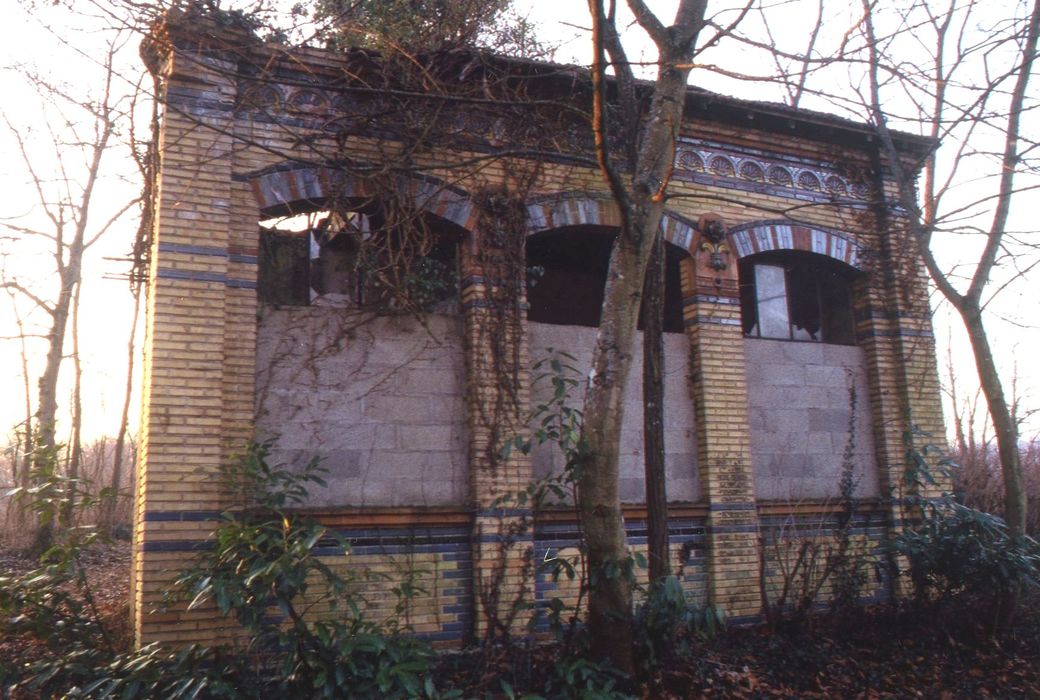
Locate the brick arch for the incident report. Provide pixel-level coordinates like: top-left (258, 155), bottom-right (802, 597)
top-left (729, 220), bottom-right (863, 270)
top-left (525, 194), bottom-right (697, 253)
top-left (246, 165), bottom-right (478, 231)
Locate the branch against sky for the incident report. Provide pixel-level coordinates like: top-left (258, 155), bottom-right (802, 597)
top-left (0, 18), bottom-right (145, 545)
top-left (844, 0), bottom-right (1040, 541)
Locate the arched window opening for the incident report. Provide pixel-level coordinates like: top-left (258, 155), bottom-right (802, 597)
top-left (739, 251), bottom-right (855, 345)
top-left (525, 226), bottom-right (684, 332)
top-left (258, 207), bottom-right (460, 312)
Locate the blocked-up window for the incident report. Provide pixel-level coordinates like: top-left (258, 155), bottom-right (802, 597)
top-left (257, 226), bottom-right (359, 306)
top-left (739, 252), bottom-right (855, 344)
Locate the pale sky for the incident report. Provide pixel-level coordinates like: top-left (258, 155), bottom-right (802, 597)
top-left (0, 0), bottom-right (145, 445)
top-left (0, 0), bottom-right (1036, 449)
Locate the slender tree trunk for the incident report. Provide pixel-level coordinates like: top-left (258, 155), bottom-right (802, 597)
top-left (642, 232), bottom-right (669, 581)
top-left (6, 290), bottom-right (35, 491)
top-left (32, 267), bottom-right (76, 554)
top-left (64, 280), bottom-right (85, 525)
top-left (107, 284), bottom-right (141, 532)
top-left (960, 305), bottom-right (1025, 537)
top-left (36, 272), bottom-right (72, 455)
top-left (945, 339), bottom-right (969, 458)
top-left (581, 0), bottom-right (707, 671)
top-left (579, 229), bottom-right (646, 673)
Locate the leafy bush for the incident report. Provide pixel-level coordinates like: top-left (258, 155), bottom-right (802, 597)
top-left (2, 442), bottom-right (455, 699)
top-left (891, 500), bottom-right (1040, 606)
top-left (893, 423), bottom-right (1040, 631)
top-left (634, 575), bottom-right (725, 676)
top-left (0, 444), bottom-right (136, 697)
top-left (539, 656), bottom-right (632, 700)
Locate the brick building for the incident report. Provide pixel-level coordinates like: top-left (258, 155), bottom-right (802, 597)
top-left (133, 9), bottom-right (946, 646)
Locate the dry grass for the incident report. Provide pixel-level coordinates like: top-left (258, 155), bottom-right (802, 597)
top-left (954, 436), bottom-right (1040, 535)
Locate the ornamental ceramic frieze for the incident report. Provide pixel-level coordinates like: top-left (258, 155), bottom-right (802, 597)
top-left (674, 138), bottom-right (872, 202)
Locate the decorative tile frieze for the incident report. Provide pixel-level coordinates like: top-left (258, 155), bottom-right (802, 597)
top-left (675, 138), bottom-right (872, 202)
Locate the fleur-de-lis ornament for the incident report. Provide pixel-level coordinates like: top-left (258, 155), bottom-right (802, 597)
top-left (698, 214), bottom-right (730, 271)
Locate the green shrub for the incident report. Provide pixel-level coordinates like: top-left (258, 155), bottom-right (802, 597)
top-left (539, 656), bottom-right (632, 700)
top-left (633, 575), bottom-right (724, 676)
top-left (891, 500), bottom-right (1040, 606)
top-left (2, 442), bottom-right (456, 699)
top-left (893, 422), bottom-right (1040, 631)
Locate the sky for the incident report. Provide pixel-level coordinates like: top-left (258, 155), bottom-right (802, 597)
top-left (0, 0), bottom-right (1037, 451)
top-left (0, 0), bottom-right (146, 447)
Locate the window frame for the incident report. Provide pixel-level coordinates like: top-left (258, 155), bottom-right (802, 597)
top-left (738, 250), bottom-right (857, 345)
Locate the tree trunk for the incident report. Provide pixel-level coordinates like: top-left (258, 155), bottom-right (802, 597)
top-left (579, 228), bottom-right (647, 673)
top-left (581, 0), bottom-right (707, 671)
top-left (106, 264), bottom-right (144, 533)
top-left (63, 281), bottom-right (85, 525)
top-left (642, 232), bottom-right (669, 582)
top-left (961, 304), bottom-right (1025, 537)
top-left (32, 269), bottom-right (75, 554)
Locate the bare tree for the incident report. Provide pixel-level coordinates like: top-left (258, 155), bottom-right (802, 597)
top-left (575, 0), bottom-right (718, 672)
top-left (854, 0), bottom-right (1040, 539)
top-left (1, 286), bottom-right (38, 491)
top-left (1, 35), bottom-right (141, 549)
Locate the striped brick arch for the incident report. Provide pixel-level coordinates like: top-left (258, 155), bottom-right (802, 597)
top-left (728, 221), bottom-right (863, 270)
top-left (525, 195), bottom-right (697, 252)
top-left (248, 173), bottom-right (698, 252)
top-left (247, 165), bottom-right (478, 231)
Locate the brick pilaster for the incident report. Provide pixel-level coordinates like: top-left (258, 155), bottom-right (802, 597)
top-left (682, 240), bottom-right (762, 620)
top-left (857, 211), bottom-right (948, 543)
top-left (133, 37), bottom-right (246, 647)
top-left (460, 223), bottom-right (535, 639)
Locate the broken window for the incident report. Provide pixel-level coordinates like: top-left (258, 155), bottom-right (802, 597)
top-left (258, 210), bottom-right (459, 312)
top-left (739, 251), bottom-right (855, 344)
top-left (525, 226), bottom-right (685, 332)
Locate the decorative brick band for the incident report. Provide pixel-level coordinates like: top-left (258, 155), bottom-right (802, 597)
top-left (475, 507), bottom-right (533, 518)
top-left (675, 137), bottom-right (870, 202)
top-left (141, 540), bottom-right (214, 553)
top-left (165, 86), bottom-right (234, 116)
top-left (156, 268), bottom-right (258, 289)
top-left (156, 268), bottom-right (225, 284)
top-left (158, 243), bottom-right (230, 257)
top-left (683, 294), bottom-right (742, 307)
top-left (857, 309), bottom-right (934, 323)
top-left (143, 510), bottom-right (222, 522)
top-left (858, 328), bottom-right (935, 340)
top-left (141, 523), bottom-right (472, 553)
top-left (684, 316), bottom-right (743, 328)
top-left (248, 172), bottom-right (701, 255)
top-left (706, 523), bottom-right (760, 534)
top-left (708, 502), bottom-right (758, 511)
top-left (729, 220), bottom-right (863, 269)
